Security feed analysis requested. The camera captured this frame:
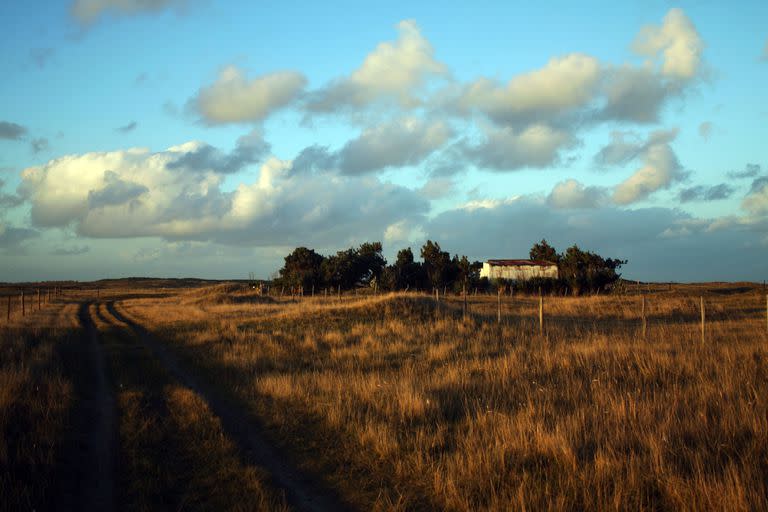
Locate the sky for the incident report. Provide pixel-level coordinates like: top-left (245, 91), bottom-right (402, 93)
top-left (1, 1), bottom-right (767, 282)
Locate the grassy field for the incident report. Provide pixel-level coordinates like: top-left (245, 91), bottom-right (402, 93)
top-left (1, 281), bottom-right (767, 510)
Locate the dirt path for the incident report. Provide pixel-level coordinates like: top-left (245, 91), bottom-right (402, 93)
top-left (71, 302), bottom-right (116, 511)
top-left (106, 301), bottom-right (351, 512)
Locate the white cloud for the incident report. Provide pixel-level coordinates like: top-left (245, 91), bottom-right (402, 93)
top-left (594, 128), bottom-right (678, 167)
top-left (461, 124), bottom-right (575, 171)
top-left (632, 8), bottom-right (703, 79)
top-left (418, 177), bottom-right (455, 199)
top-left (290, 118), bottom-right (452, 175)
top-left (743, 178), bottom-right (768, 215)
top-left (337, 118), bottom-right (452, 174)
top-left (192, 67), bottom-right (307, 124)
top-left (71, 0), bottom-right (186, 25)
top-left (547, 179), bottom-right (606, 209)
top-left (613, 143), bottom-right (685, 204)
top-left (18, 141), bottom-right (429, 246)
top-left (599, 65), bottom-right (673, 123)
top-left (457, 53), bottom-right (601, 124)
top-left (306, 20), bottom-right (448, 112)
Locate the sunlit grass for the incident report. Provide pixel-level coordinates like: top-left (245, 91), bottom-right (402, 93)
top-left (119, 284), bottom-right (768, 511)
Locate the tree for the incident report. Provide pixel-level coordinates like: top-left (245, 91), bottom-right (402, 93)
top-left (278, 247), bottom-right (325, 290)
top-left (529, 239), bottom-right (560, 263)
top-left (320, 241), bottom-right (387, 290)
top-left (357, 242), bottom-right (386, 285)
top-left (420, 240), bottom-right (452, 290)
top-left (321, 248), bottom-right (359, 289)
top-left (390, 247), bottom-right (422, 290)
top-left (558, 245), bottom-right (626, 295)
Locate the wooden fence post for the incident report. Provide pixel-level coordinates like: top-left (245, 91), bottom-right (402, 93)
top-left (700, 296), bottom-right (705, 343)
top-left (462, 284), bottom-right (467, 319)
top-left (37, 288), bottom-right (41, 310)
top-left (497, 287), bottom-right (501, 324)
top-left (6, 295), bottom-right (10, 322)
top-left (641, 295), bottom-right (647, 340)
top-left (539, 292), bottom-right (544, 336)
top-left (337, 284), bottom-right (341, 301)
top-left (21, 291), bottom-right (25, 317)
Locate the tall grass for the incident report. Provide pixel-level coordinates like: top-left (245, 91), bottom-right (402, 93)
top-left (0, 302), bottom-right (78, 511)
top-left (120, 285), bottom-right (768, 511)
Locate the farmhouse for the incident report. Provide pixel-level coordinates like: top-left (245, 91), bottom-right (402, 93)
top-left (479, 259), bottom-right (558, 281)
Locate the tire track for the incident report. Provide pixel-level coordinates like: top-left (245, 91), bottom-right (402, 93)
top-left (105, 301), bottom-right (351, 512)
top-left (73, 302), bottom-right (116, 511)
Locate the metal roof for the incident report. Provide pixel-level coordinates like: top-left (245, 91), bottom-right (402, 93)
top-left (486, 259), bottom-right (557, 267)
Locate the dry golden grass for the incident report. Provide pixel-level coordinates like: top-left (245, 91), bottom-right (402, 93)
top-left (0, 299), bottom-right (78, 510)
top-left (118, 283), bottom-right (768, 511)
top-left (94, 301), bottom-right (290, 512)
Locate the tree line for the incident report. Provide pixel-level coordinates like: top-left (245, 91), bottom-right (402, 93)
top-left (275, 239), bottom-right (626, 295)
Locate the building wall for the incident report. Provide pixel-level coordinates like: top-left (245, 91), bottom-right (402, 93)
top-left (480, 263), bottom-right (558, 281)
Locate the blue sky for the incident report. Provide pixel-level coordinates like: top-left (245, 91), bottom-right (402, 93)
top-left (1, 0), bottom-right (767, 282)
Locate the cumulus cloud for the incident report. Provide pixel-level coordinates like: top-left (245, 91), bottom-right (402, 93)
top-left (337, 118), bottom-right (452, 174)
top-left (191, 67), bottom-right (307, 124)
top-left (418, 177), bottom-right (455, 199)
top-left (0, 224), bottom-right (38, 249)
top-left (598, 66), bottom-right (677, 123)
top-left (678, 183), bottom-right (734, 202)
top-left (116, 121), bottom-right (137, 133)
top-left (305, 20), bottom-right (448, 112)
top-left (289, 118), bottom-right (452, 175)
top-left (434, 9), bottom-right (702, 128)
top-left (455, 53), bottom-right (601, 126)
top-left (594, 128), bottom-right (677, 168)
top-left (88, 170), bottom-right (149, 208)
top-left (594, 131), bottom-right (644, 167)
top-left (31, 138), bottom-right (50, 154)
top-left (0, 179), bottom-right (24, 210)
top-left (547, 179), bottom-right (607, 209)
top-left (613, 142), bottom-right (685, 204)
top-left (165, 129), bottom-right (270, 174)
top-left (71, 0), bottom-right (187, 25)
top-left (0, 121), bottom-right (27, 140)
top-left (743, 176), bottom-right (768, 215)
top-left (728, 164), bottom-right (761, 179)
top-left (19, 141), bottom-right (429, 247)
top-left (29, 48), bottom-right (55, 69)
top-left (632, 8), bottom-right (703, 79)
top-left (460, 124), bottom-right (575, 172)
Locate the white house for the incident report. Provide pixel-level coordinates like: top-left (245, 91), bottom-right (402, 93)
top-left (480, 259), bottom-right (558, 281)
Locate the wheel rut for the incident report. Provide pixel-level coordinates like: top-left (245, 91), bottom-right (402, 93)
top-left (105, 301), bottom-right (351, 512)
top-left (73, 302), bottom-right (117, 512)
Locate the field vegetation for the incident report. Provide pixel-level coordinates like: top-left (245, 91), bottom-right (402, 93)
top-left (111, 281), bottom-right (768, 511)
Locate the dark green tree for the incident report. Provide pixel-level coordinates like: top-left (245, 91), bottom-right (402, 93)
top-left (558, 245), bottom-right (626, 295)
top-left (357, 241), bottom-right (387, 285)
top-left (420, 240), bottom-right (452, 290)
top-left (321, 248), bottom-right (359, 289)
top-left (279, 247), bottom-right (325, 290)
top-left (391, 247), bottom-right (422, 289)
top-left (529, 239), bottom-right (560, 263)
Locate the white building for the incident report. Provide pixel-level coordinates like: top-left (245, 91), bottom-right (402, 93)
top-left (480, 259), bottom-right (558, 281)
